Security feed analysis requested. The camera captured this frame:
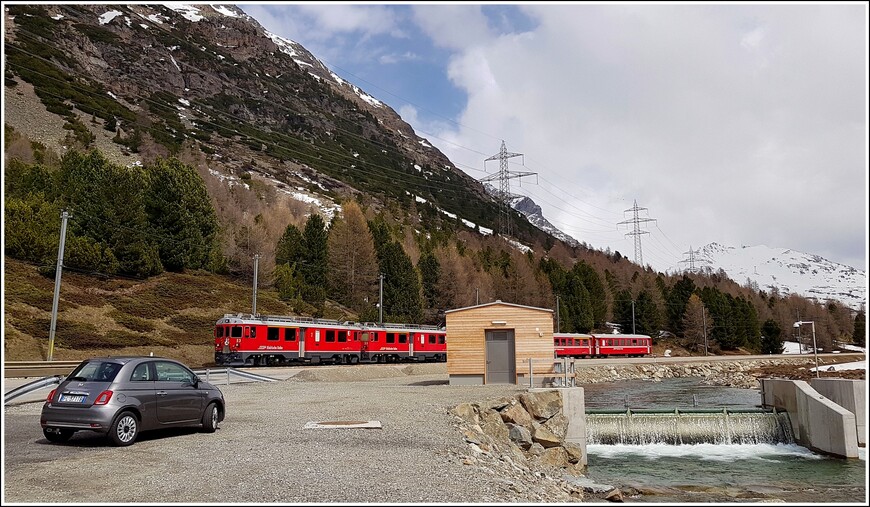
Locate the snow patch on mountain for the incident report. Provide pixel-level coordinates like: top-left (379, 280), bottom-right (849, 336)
top-left (693, 243), bottom-right (866, 310)
top-left (511, 195), bottom-right (580, 248)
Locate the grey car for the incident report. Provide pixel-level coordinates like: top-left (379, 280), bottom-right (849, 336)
top-left (40, 356), bottom-right (225, 446)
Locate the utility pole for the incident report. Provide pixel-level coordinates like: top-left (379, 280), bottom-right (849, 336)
top-left (617, 200), bottom-right (657, 266)
top-left (555, 295), bottom-right (561, 333)
top-left (631, 299), bottom-right (636, 334)
top-left (378, 273), bottom-right (384, 324)
top-left (47, 210), bottom-right (70, 361)
top-left (479, 140), bottom-right (536, 238)
top-left (252, 254), bottom-right (259, 316)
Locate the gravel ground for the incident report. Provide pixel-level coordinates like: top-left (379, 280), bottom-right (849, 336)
top-left (3, 369), bottom-right (554, 504)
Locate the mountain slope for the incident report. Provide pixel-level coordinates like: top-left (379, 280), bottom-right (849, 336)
top-left (694, 243), bottom-right (866, 310)
top-left (3, 3), bottom-right (552, 248)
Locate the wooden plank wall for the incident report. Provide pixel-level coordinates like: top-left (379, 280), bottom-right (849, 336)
top-left (446, 303), bottom-right (554, 383)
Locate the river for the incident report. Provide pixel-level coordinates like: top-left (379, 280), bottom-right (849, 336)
top-left (580, 378), bottom-right (867, 503)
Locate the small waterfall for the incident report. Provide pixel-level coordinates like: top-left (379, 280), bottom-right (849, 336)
top-left (586, 409), bottom-right (794, 445)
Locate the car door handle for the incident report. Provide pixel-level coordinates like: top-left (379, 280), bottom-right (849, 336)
top-left (157, 391), bottom-right (168, 396)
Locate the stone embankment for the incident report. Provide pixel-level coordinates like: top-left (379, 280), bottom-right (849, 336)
top-left (451, 390), bottom-right (626, 503)
top-left (571, 357), bottom-right (829, 389)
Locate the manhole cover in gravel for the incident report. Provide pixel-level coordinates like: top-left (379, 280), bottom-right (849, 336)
top-left (304, 420), bottom-right (382, 429)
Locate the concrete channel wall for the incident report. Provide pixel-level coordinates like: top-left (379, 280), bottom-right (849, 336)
top-left (810, 378), bottom-right (866, 447)
top-left (760, 378), bottom-right (859, 458)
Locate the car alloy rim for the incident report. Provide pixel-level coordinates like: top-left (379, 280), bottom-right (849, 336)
top-left (212, 407), bottom-right (218, 427)
top-left (117, 415), bottom-right (137, 442)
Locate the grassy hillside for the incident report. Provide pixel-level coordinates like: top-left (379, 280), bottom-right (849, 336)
top-left (3, 258), bottom-right (353, 367)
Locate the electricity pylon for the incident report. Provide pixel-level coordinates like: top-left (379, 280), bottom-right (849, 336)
top-left (617, 200), bottom-right (656, 266)
top-left (479, 140), bottom-right (536, 238)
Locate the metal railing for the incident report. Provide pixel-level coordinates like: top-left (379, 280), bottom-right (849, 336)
top-left (524, 357), bottom-right (576, 388)
top-left (193, 368), bottom-right (278, 385)
top-left (4, 375), bottom-right (64, 405)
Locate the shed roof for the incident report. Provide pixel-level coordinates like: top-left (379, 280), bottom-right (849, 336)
top-left (444, 300), bottom-right (554, 315)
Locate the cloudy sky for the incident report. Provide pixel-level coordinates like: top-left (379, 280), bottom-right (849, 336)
top-left (241, 2), bottom-right (868, 272)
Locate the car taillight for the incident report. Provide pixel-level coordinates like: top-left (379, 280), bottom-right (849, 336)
top-left (46, 389), bottom-right (57, 403)
top-left (94, 390), bottom-right (113, 405)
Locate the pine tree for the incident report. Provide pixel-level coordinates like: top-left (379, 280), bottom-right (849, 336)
top-left (682, 294), bottom-right (712, 352)
top-left (634, 289), bottom-right (660, 337)
top-left (418, 250), bottom-right (440, 308)
top-left (574, 261), bottom-right (607, 329)
top-left (760, 319), bottom-right (785, 354)
top-left (301, 214), bottom-right (328, 305)
top-left (667, 275), bottom-right (696, 336)
top-left (275, 223), bottom-right (303, 267)
top-left (853, 310), bottom-right (866, 347)
top-left (327, 201), bottom-right (378, 312)
top-left (144, 157), bottom-right (219, 271)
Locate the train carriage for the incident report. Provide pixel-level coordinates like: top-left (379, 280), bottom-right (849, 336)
top-left (214, 314), bottom-right (446, 366)
top-left (554, 333), bottom-right (594, 358)
top-left (591, 333), bottom-right (652, 357)
top-left (554, 332), bottom-right (652, 358)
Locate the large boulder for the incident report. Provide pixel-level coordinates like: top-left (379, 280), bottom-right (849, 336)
top-left (539, 446), bottom-right (569, 468)
top-left (500, 401), bottom-right (535, 427)
top-left (531, 422), bottom-right (562, 448)
top-left (452, 402), bottom-right (480, 426)
top-left (519, 390), bottom-right (562, 420)
top-left (508, 423), bottom-right (533, 450)
top-left (542, 413), bottom-right (568, 440)
top-left (479, 409), bottom-right (510, 441)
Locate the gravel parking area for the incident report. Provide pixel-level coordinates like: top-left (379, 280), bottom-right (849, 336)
top-left (3, 369), bottom-right (547, 503)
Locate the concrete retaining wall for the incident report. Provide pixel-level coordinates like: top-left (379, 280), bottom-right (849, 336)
top-left (810, 378), bottom-right (866, 446)
top-left (760, 378), bottom-right (858, 458)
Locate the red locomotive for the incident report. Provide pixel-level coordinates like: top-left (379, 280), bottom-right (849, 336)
top-left (554, 333), bottom-right (652, 358)
top-left (214, 314), bottom-right (447, 366)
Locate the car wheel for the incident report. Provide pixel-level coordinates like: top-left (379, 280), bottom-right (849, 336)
top-left (109, 411), bottom-right (139, 446)
top-left (43, 427), bottom-right (74, 443)
top-left (201, 402), bottom-right (219, 433)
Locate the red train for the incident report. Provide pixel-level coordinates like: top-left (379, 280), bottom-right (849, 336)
top-left (214, 314), bottom-right (447, 366)
top-left (554, 333), bottom-right (652, 358)
top-left (213, 314), bottom-right (652, 366)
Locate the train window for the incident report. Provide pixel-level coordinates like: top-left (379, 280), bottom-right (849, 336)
top-left (338, 331), bottom-right (347, 343)
top-left (249, 328), bottom-right (256, 338)
top-left (285, 328), bottom-right (297, 341)
top-left (429, 334), bottom-right (436, 344)
top-left (438, 335), bottom-right (445, 344)
top-left (267, 327), bottom-right (280, 341)
top-left (315, 330), bottom-right (320, 343)
top-left (326, 330), bottom-right (335, 342)
top-left (372, 333), bottom-right (379, 342)
top-left (216, 327), bottom-right (223, 338)
top-left (398, 334), bottom-right (407, 343)
top-left (231, 326), bottom-right (242, 338)
top-left (386, 333), bottom-right (395, 344)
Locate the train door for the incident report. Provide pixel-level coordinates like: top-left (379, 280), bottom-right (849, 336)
top-left (359, 331), bottom-right (371, 361)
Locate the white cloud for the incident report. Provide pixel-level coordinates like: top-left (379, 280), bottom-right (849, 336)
top-left (408, 4), bottom-right (867, 271)
top-left (378, 51), bottom-right (420, 65)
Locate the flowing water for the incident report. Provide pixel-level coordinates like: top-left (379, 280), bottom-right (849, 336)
top-left (580, 378), bottom-right (867, 503)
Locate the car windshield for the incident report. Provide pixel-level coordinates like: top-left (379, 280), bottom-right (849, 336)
top-left (68, 361), bottom-right (123, 382)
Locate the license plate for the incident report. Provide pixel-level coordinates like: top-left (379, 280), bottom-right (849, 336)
top-left (60, 394), bottom-right (86, 403)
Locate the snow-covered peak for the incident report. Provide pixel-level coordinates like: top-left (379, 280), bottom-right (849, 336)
top-left (692, 243), bottom-right (866, 310)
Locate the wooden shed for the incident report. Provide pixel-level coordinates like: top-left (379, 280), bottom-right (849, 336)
top-left (444, 300), bottom-right (554, 385)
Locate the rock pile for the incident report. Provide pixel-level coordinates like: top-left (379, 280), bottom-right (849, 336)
top-left (452, 390), bottom-right (624, 503)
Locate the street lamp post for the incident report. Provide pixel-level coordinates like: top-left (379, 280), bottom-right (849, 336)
top-left (793, 321), bottom-right (819, 378)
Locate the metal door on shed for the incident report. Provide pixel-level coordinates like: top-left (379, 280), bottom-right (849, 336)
top-left (485, 330), bottom-right (516, 384)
